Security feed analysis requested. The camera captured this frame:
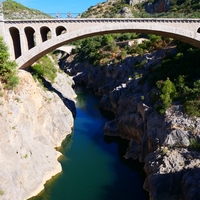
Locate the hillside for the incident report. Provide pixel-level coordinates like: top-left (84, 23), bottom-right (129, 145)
top-left (2, 0), bottom-right (51, 19)
top-left (81, 1), bottom-right (134, 18)
top-left (136, 0), bottom-right (200, 18)
top-left (81, 0), bottom-right (200, 18)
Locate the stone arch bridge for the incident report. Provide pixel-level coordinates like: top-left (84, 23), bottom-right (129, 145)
top-left (1, 17), bottom-right (200, 69)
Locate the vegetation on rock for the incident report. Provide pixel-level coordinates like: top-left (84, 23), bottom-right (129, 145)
top-left (31, 55), bottom-right (57, 85)
top-left (189, 138), bottom-right (200, 152)
top-left (81, 0), bottom-right (200, 18)
top-left (72, 33), bottom-right (169, 67)
top-left (81, 0), bottom-right (133, 18)
top-left (146, 42), bottom-right (200, 116)
top-left (136, 0), bottom-right (200, 18)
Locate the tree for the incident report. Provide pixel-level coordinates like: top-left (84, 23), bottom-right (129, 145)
top-left (0, 36), bottom-right (19, 89)
top-left (102, 34), bottom-right (114, 46)
top-left (157, 77), bottom-right (176, 113)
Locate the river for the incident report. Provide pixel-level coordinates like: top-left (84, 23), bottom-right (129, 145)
top-left (30, 86), bottom-right (149, 200)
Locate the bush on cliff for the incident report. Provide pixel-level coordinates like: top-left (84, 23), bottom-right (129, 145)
top-left (0, 36), bottom-right (19, 89)
top-left (72, 33), bottom-right (170, 67)
top-left (189, 138), bottom-right (200, 152)
top-left (148, 42), bottom-right (200, 116)
top-left (156, 78), bottom-right (176, 114)
top-left (31, 55), bottom-right (57, 83)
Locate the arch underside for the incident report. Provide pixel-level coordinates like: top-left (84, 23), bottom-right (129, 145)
top-left (16, 23), bottom-right (200, 69)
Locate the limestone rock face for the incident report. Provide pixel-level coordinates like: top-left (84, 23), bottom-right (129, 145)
top-left (119, 7), bottom-right (133, 17)
top-left (144, 148), bottom-right (200, 200)
top-left (128, 0), bottom-right (146, 6)
top-left (104, 113), bottom-right (144, 140)
top-left (0, 70), bottom-right (76, 200)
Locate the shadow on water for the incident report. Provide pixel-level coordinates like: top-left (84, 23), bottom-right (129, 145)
top-left (101, 136), bottom-right (149, 200)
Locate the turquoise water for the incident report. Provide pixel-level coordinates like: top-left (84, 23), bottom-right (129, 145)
top-left (30, 87), bottom-right (148, 200)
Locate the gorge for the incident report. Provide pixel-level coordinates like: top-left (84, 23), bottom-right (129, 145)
top-left (29, 86), bottom-right (148, 200)
top-left (1, 0), bottom-right (200, 199)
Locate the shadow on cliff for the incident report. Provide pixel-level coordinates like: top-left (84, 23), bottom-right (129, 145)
top-left (41, 77), bottom-right (76, 117)
top-left (144, 166), bottom-right (200, 200)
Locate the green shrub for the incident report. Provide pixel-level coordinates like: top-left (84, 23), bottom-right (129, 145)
top-left (0, 189), bottom-right (4, 196)
top-left (189, 138), bottom-right (200, 151)
top-left (184, 100), bottom-right (200, 117)
top-left (32, 64), bottom-right (45, 77)
top-left (156, 78), bottom-right (176, 114)
top-left (0, 37), bottom-right (19, 90)
top-left (31, 55), bottom-right (57, 83)
top-left (5, 73), bottom-right (19, 89)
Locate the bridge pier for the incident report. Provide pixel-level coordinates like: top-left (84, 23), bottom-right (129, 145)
top-left (19, 31), bottom-right (27, 57)
top-left (35, 33), bottom-right (42, 46)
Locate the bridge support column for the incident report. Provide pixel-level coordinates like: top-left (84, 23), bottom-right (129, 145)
top-left (35, 33), bottom-right (42, 46)
top-left (51, 31), bottom-right (56, 38)
top-left (19, 31), bottom-right (27, 56)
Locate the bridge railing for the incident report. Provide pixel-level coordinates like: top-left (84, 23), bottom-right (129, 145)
top-left (47, 13), bottom-right (81, 19)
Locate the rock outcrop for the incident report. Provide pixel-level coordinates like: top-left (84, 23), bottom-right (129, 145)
top-left (0, 69), bottom-right (76, 200)
top-left (144, 148), bottom-right (200, 200)
top-left (128, 0), bottom-right (146, 6)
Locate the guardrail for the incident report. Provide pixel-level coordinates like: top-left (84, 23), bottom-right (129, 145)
top-left (47, 13), bottom-right (81, 18)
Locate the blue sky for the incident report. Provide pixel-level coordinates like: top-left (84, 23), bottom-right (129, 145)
top-left (3, 0), bottom-right (105, 16)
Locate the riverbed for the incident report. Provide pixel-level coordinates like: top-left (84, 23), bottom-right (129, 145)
top-left (29, 86), bottom-right (148, 200)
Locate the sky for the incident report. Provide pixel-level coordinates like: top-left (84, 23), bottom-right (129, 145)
top-left (2, 0), bottom-right (105, 16)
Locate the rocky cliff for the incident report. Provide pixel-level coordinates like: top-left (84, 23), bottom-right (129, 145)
top-left (62, 44), bottom-right (200, 199)
top-left (0, 69), bottom-right (76, 199)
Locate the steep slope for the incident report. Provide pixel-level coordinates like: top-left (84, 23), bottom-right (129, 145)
top-left (0, 68), bottom-right (76, 199)
top-left (3, 0), bottom-right (51, 19)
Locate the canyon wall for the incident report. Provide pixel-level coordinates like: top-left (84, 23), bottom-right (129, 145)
top-left (0, 69), bottom-right (76, 200)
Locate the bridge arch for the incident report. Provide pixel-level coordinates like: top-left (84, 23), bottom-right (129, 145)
top-left (9, 27), bottom-right (21, 59)
top-left (40, 26), bottom-right (52, 42)
top-left (56, 26), bottom-right (67, 36)
top-left (24, 26), bottom-right (35, 50)
top-left (16, 22), bottom-right (200, 69)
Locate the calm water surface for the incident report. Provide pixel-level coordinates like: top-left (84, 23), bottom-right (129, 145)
top-left (30, 87), bottom-right (148, 200)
